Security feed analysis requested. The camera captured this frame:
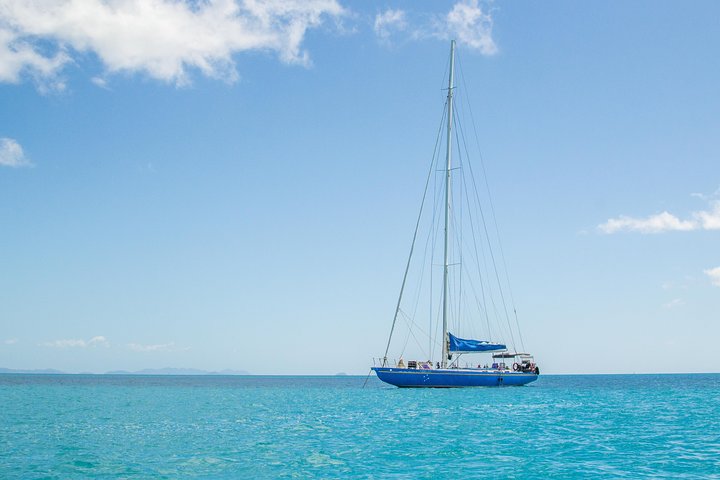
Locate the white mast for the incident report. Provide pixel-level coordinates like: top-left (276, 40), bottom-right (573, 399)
top-left (441, 40), bottom-right (455, 368)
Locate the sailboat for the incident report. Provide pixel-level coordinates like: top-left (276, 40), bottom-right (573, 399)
top-left (371, 41), bottom-right (539, 388)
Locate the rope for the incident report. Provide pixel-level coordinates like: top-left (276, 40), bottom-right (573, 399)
top-left (457, 51), bottom-right (526, 353)
top-left (362, 369), bottom-right (373, 389)
top-left (455, 97), bottom-right (517, 353)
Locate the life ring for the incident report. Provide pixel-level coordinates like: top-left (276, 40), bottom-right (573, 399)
top-left (512, 362), bottom-right (520, 371)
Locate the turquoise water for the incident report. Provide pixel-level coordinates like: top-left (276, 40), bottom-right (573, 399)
top-left (1, 374), bottom-right (719, 478)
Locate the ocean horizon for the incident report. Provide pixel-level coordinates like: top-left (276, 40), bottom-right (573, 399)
top-left (2, 373), bottom-right (719, 478)
top-left (2, 368), bottom-right (720, 376)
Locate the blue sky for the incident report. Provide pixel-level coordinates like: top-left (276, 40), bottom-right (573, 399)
top-left (1, 0), bottom-right (719, 374)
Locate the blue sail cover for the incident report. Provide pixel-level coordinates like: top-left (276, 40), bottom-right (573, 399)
top-left (448, 333), bottom-right (506, 353)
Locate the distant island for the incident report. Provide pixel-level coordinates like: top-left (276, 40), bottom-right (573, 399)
top-left (0, 368), bottom-right (65, 374)
top-left (0, 367), bottom-right (251, 375)
top-left (106, 368), bottom-right (251, 375)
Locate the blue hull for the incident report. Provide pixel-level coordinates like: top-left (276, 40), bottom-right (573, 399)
top-left (372, 367), bottom-right (538, 388)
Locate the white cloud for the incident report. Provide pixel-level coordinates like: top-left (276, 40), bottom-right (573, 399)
top-left (88, 335), bottom-right (110, 347)
top-left (127, 342), bottom-right (181, 352)
top-left (0, 0), bottom-right (345, 86)
top-left (91, 76), bottom-right (108, 89)
top-left (598, 200), bottom-right (720, 234)
top-left (0, 27), bottom-right (70, 88)
top-left (374, 9), bottom-right (406, 40)
top-left (598, 211), bottom-right (696, 234)
top-left (4, 338), bottom-right (19, 345)
top-left (439, 0), bottom-right (497, 55)
top-left (662, 298), bottom-right (684, 309)
top-left (372, 2), bottom-right (498, 56)
top-left (705, 266), bottom-right (720, 287)
top-left (40, 335), bottom-right (109, 348)
top-left (41, 339), bottom-right (87, 348)
top-left (0, 137), bottom-right (31, 168)
top-left (694, 201), bottom-right (720, 230)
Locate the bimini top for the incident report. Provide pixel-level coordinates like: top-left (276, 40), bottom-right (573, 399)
top-left (448, 333), bottom-right (507, 353)
top-left (492, 352), bottom-right (531, 359)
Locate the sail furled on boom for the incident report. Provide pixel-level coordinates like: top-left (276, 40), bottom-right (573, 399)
top-left (448, 333), bottom-right (506, 353)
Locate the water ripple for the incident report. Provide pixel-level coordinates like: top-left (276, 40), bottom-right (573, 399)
top-left (1, 374), bottom-right (719, 478)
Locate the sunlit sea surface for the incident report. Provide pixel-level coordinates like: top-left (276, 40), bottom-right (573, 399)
top-left (1, 373), bottom-right (719, 478)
